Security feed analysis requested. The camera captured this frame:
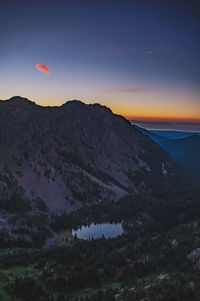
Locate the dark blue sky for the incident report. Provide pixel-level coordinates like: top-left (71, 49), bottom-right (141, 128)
top-left (0, 0), bottom-right (200, 129)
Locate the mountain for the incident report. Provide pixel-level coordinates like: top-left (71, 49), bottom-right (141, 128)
top-left (151, 130), bottom-right (200, 140)
top-left (136, 126), bottom-right (200, 179)
top-left (134, 125), bottom-right (167, 145)
top-left (162, 135), bottom-right (200, 179)
top-left (0, 96), bottom-right (184, 213)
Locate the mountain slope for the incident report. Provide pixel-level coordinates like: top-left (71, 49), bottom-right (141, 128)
top-left (162, 135), bottom-right (200, 179)
top-left (137, 125), bottom-right (200, 179)
top-left (0, 96), bottom-right (184, 212)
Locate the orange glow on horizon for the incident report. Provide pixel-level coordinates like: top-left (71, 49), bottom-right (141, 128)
top-left (123, 116), bottom-right (200, 123)
top-left (110, 101), bottom-right (200, 123)
top-left (1, 94), bottom-right (199, 125)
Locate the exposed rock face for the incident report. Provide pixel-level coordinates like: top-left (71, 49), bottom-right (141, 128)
top-left (187, 248), bottom-right (200, 269)
top-left (0, 96), bottom-right (183, 212)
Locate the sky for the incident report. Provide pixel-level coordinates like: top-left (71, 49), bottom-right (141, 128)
top-left (0, 0), bottom-right (200, 130)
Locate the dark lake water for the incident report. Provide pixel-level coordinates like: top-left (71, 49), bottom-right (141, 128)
top-left (72, 222), bottom-right (123, 240)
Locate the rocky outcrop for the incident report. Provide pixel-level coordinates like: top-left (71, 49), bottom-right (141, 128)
top-left (188, 248), bottom-right (200, 269)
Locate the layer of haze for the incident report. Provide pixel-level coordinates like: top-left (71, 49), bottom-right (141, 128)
top-left (0, 0), bottom-right (199, 130)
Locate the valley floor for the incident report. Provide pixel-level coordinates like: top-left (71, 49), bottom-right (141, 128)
top-left (1, 188), bottom-right (200, 300)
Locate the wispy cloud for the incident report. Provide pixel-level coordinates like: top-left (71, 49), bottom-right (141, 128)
top-left (94, 47), bottom-right (173, 56)
top-left (35, 64), bottom-right (49, 74)
top-left (96, 86), bottom-right (151, 93)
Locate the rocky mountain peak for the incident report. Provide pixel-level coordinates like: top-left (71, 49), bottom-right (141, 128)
top-left (0, 96), bottom-right (185, 212)
top-left (1, 96), bottom-right (36, 106)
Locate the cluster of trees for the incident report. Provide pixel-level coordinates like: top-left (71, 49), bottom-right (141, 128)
top-left (0, 192), bottom-right (31, 213)
top-left (0, 229), bottom-right (32, 248)
top-left (0, 212), bottom-right (50, 248)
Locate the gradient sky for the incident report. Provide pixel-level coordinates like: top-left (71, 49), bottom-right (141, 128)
top-left (0, 0), bottom-right (200, 130)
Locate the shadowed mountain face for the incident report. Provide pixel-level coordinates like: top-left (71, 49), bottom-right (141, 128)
top-left (137, 126), bottom-right (200, 180)
top-left (162, 135), bottom-right (200, 179)
top-left (0, 97), bottom-right (183, 212)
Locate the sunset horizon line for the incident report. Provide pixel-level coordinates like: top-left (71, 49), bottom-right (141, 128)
top-left (1, 95), bottom-right (199, 125)
top-left (126, 116), bottom-right (200, 124)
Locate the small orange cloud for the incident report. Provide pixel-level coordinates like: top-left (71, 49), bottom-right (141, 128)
top-left (35, 64), bottom-right (49, 74)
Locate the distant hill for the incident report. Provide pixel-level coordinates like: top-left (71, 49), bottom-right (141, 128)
top-left (163, 135), bottom-right (200, 179)
top-left (0, 96), bottom-right (184, 213)
top-left (151, 130), bottom-right (200, 140)
top-left (136, 126), bottom-right (200, 179)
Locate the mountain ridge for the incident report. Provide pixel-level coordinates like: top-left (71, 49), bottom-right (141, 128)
top-left (0, 96), bottom-right (184, 213)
